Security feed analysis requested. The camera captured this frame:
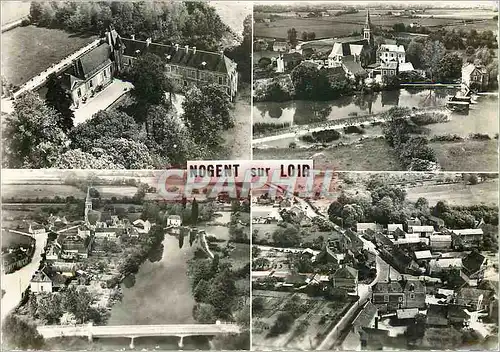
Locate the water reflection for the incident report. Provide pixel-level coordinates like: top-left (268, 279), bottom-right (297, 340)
top-left (381, 89), bottom-right (400, 107)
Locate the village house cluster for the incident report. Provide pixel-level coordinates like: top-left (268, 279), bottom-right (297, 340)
top-left (254, 9), bottom-right (490, 92)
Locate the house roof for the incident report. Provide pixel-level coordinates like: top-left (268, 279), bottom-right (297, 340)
top-left (399, 62), bottom-right (414, 72)
top-left (379, 44), bottom-right (405, 53)
top-left (452, 229), bottom-right (484, 236)
top-left (447, 304), bottom-right (469, 321)
top-left (342, 57), bottom-right (367, 76)
top-left (332, 266), bottom-right (358, 279)
top-left (381, 62), bottom-right (398, 70)
top-left (31, 268), bottom-right (51, 283)
top-left (430, 234), bottom-right (452, 242)
top-left (403, 279), bottom-right (425, 293)
top-left (387, 224), bottom-right (403, 232)
top-left (414, 250), bottom-right (433, 260)
top-left (456, 288), bottom-right (491, 306)
top-left (429, 258), bottom-right (462, 269)
top-left (352, 301), bottom-right (377, 328)
top-left (373, 281), bottom-right (403, 293)
top-left (462, 251), bottom-right (485, 275)
top-left (72, 43), bottom-right (112, 80)
top-left (411, 226), bottom-right (434, 232)
top-left (357, 223), bottom-right (377, 231)
top-left (396, 308), bottom-right (419, 319)
top-left (285, 273), bottom-right (308, 285)
top-left (462, 63), bottom-right (487, 76)
top-left (121, 38), bottom-right (233, 74)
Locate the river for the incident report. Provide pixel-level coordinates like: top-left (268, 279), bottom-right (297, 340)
top-left (253, 89), bottom-right (498, 147)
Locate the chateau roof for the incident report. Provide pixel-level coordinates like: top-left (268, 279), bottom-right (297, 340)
top-left (121, 38), bottom-right (233, 74)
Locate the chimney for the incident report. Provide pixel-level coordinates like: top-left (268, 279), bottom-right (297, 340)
top-left (192, 46), bottom-right (196, 54)
top-left (220, 50), bottom-right (224, 58)
top-left (175, 44), bottom-right (179, 52)
top-left (374, 316), bottom-right (379, 329)
top-left (131, 34), bottom-right (135, 40)
top-left (146, 38), bottom-right (152, 47)
top-left (185, 45), bottom-right (189, 52)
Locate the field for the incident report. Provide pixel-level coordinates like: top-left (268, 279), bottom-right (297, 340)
top-left (227, 243), bottom-right (250, 270)
top-left (1, 1), bottom-right (30, 26)
top-left (431, 140), bottom-right (499, 172)
top-left (93, 185), bottom-right (139, 198)
top-left (1, 25), bottom-right (97, 87)
top-left (254, 9), bottom-right (497, 40)
top-left (254, 138), bottom-right (404, 171)
top-left (406, 179), bottom-right (499, 207)
top-left (1, 184), bottom-right (85, 200)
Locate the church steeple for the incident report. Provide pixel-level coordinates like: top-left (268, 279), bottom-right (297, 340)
top-left (363, 9), bottom-right (373, 46)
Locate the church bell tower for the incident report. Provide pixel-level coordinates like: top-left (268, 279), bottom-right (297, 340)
top-left (363, 9), bottom-right (373, 46)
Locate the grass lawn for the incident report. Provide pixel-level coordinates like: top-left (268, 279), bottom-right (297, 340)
top-left (227, 243), bottom-right (250, 269)
top-left (1, 25), bottom-right (97, 87)
top-left (406, 179), bottom-right (499, 207)
top-left (431, 140), bottom-right (499, 172)
top-left (254, 138), bottom-right (403, 171)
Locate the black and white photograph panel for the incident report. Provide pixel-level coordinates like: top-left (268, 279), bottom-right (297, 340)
top-left (1, 1), bottom-right (251, 169)
top-left (251, 171), bottom-right (499, 351)
top-left (252, 1), bottom-right (499, 172)
top-left (1, 169), bottom-right (250, 350)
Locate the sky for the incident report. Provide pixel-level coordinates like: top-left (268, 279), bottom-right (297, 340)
top-left (253, 0), bottom-right (499, 9)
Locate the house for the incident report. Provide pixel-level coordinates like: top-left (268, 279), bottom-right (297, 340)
top-left (330, 266), bottom-right (358, 291)
top-left (372, 281), bottom-right (405, 312)
top-left (402, 279), bottom-right (426, 309)
top-left (283, 273), bottom-right (308, 288)
top-left (396, 308), bottom-right (419, 320)
top-left (428, 258), bottom-right (462, 275)
top-left (451, 229), bottom-right (483, 249)
top-left (78, 225), bottom-right (91, 238)
top-left (30, 268), bottom-right (53, 293)
top-left (376, 44), bottom-right (405, 64)
top-left (461, 251), bottom-right (486, 284)
top-left (58, 41), bottom-right (114, 109)
top-left (167, 215), bottom-right (182, 228)
top-left (406, 217), bottom-right (421, 230)
top-left (120, 37), bottom-right (238, 100)
top-left (387, 224), bottom-right (403, 234)
top-left (56, 233), bottom-right (92, 260)
top-left (386, 247), bottom-right (420, 274)
top-left (462, 63), bottom-right (489, 92)
top-left (380, 62), bottom-right (398, 79)
top-left (273, 41), bottom-right (290, 52)
top-left (398, 62), bottom-right (414, 72)
top-left (28, 223), bottom-right (46, 235)
top-left (357, 223), bottom-right (377, 234)
top-left (413, 250), bottom-right (433, 265)
top-left (2, 247), bottom-right (32, 274)
top-left (429, 234), bottom-right (452, 250)
top-left (133, 219), bottom-right (152, 234)
top-left (408, 225), bottom-right (434, 237)
top-left (94, 227), bottom-right (119, 241)
top-left (342, 301), bottom-right (378, 350)
top-left (276, 52), bottom-right (303, 73)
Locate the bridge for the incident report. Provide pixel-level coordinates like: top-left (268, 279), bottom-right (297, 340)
top-left (37, 323), bottom-right (241, 349)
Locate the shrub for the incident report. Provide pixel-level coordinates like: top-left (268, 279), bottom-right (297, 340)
top-left (430, 134), bottom-right (464, 142)
top-left (469, 133), bottom-right (491, 140)
top-left (410, 111), bottom-right (449, 125)
top-left (344, 125), bottom-right (365, 134)
top-left (253, 122), bottom-right (290, 135)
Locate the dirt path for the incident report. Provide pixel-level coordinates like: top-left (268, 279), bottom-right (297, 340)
top-left (221, 84), bottom-right (251, 159)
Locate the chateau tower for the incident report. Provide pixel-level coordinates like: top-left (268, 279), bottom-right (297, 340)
top-left (85, 187), bottom-right (92, 223)
top-left (363, 9), bottom-right (373, 46)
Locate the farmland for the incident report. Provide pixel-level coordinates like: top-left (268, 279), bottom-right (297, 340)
top-left (254, 8), bottom-right (497, 40)
top-left (93, 185), bottom-right (139, 198)
top-left (254, 138), bottom-right (404, 171)
top-left (405, 178), bottom-right (499, 207)
top-left (1, 25), bottom-right (97, 87)
top-left (1, 184), bottom-right (85, 201)
top-left (431, 139), bottom-right (499, 172)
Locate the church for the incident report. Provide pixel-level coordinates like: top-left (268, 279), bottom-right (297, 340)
top-left (327, 10), bottom-right (375, 70)
top-left (57, 28), bottom-right (239, 109)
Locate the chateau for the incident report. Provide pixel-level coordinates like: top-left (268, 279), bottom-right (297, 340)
top-left (58, 28), bottom-right (238, 108)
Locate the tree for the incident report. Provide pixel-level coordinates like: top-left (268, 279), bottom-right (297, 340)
top-left (415, 197), bottom-right (429, 214)
top-left (269, 312), bottom-right (294, 336)
top-left (341, 204), bottom-right (364, 227)
top-left (436, 52), bottom-right (463, 82)
top-left (45, 73), bottom-right (74, 133)
top-left (146, 104), bottom-right (199, 165)
top-left (54, 149), bottom-right (123, 169)
top-left (287, 28), bottom-right (298, 47)
top-left (272, 225), bottom-right (301, 247)
top-left (252, 297), bottom-right (265, 316)
top-left (194, 279), bottom-right (210, 302)
top-left (191, 198), bottom-right (199, 225)
top-left (3, 91), bottom-right (68, 168)
top-left (2, 314), bottom-right (44, 349)
top-left (69, 110), bottom-right (142, 152)
top-left (128, 53), bottom-right (173, 109)
top-left (421, 40), bottom-right (446, 81)
top-left (193, 303), bottom-right (217, 323)
top-left (291, 63), bottom-right (333, 100)
top-left (405, 313), bottom-right (426, 343)
top-left (98, 138), bottom-right (154, 169)
top-left (181, 84), bottom-right (233, 148)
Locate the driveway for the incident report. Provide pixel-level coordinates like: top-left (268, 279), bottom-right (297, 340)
top-left (73, 79), bottom-right (133, 125)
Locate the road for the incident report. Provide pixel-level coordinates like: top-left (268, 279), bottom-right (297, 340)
top-left (1, 231), bottom-right (47, 323)
top-left (13, 39), bottom-right (102, 98)
top-left (36, 323), bottom-right (241, 339)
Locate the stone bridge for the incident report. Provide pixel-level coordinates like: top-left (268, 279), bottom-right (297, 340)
top-left (37, 322), bottom-right (241, 349)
